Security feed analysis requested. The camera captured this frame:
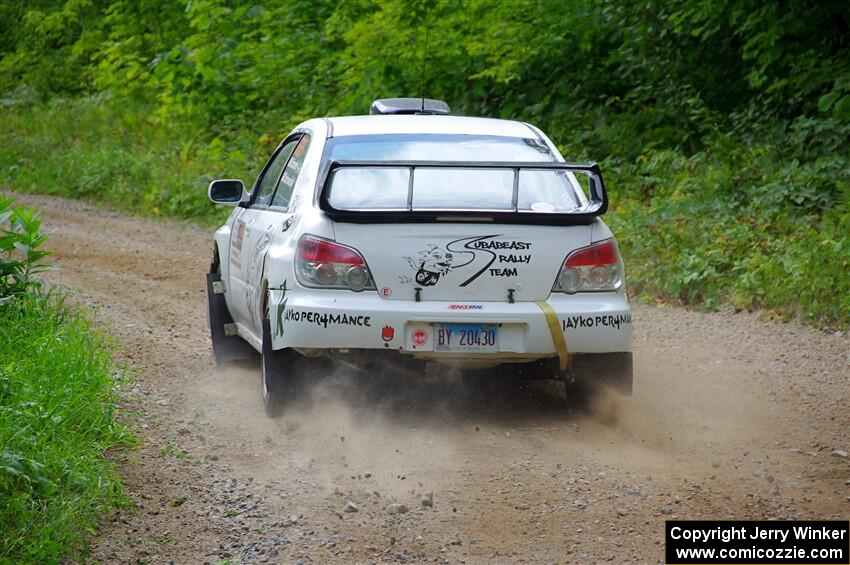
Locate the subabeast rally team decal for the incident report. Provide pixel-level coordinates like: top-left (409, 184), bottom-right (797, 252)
top-left (400, 235), bottom-right (533, 287)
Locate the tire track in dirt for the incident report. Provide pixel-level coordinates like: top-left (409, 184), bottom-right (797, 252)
top-left (10, 192), bottom-right (849, 564)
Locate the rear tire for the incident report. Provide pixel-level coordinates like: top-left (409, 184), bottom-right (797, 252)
top-left (261, 319), bottom-right (294, 418)
top-left (260, 319), bottom-right (334, 417)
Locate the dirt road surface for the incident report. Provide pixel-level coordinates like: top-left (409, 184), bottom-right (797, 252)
top-left (13, 193), bottom-right (850, 564)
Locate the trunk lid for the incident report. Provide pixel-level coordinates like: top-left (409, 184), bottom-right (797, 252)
top-left (333, 222), bottom-right (590, 302)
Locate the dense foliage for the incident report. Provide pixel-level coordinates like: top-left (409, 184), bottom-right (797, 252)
top-left (0, 200), bottom-right (131, 563)
top-left (0, 0), bottom-right (847, 327)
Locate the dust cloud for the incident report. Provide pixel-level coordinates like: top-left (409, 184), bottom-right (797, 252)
top-left (197, 358), bottom-right (660, 496)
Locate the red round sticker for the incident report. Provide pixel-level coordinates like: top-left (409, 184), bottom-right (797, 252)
top-left (381, 325), bottom-right (394, 342)
top-left (411, 329), bottom-right (428, 347)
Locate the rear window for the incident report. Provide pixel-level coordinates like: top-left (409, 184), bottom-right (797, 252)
top-left (324, 135), bottom-right (583, 212)
top-left (327, 134), bottom-right (555, 162)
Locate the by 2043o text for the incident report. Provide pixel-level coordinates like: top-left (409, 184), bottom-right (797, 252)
top-left (437, 327), bottom-right (497, 347)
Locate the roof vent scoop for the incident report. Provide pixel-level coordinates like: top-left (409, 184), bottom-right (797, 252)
top-left (370, 98), bottom-right (451, 116)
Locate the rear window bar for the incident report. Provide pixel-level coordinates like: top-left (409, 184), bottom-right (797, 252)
top-left (318, 160), bottom-right (608, 225)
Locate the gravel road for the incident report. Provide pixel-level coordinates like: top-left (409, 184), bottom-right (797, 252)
top-left (14, 193), bottom-right (849, 564)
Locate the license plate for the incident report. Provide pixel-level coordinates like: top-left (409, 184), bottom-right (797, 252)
top-left (435, 323), bottom-right (498, 353)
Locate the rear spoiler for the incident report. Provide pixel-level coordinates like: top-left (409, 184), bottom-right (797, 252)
top-left (318, 160), bottom-right (608, 225)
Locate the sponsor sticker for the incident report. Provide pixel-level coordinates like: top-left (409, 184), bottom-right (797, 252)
top-left (411, 329), bottom-right (428, 347)
top-left (381, 325), bottom-right (394, 342)
top-left (562, 313), bottom-right (632, 331)
top-left (400, 235), bottom-right (532, 288)
top-left (283, 309), bottom-right (372, 328)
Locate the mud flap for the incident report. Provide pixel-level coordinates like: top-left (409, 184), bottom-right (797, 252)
top-left (206, 271), bottom-right (256, 364)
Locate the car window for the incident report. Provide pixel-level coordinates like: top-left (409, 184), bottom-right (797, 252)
top-left (324, 134), bottom-right (583, 211)
top-left (326, 168), bottom-right (409, 209)
top-left (272, 134), bottom-right (310, 208)
top-left (327, 134), bottom-right (555, 162)
top-left (517, 170), bottom-right (581, 211)
top-left (255, 139), bottom-right (297, 206)
top-left (326, 165), bottom-right (582, 212)
top-left (412, 168), bottom-right (514, 210)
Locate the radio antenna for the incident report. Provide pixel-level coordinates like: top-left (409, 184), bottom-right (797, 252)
top-left (419, 8), bottom-right (432, 113)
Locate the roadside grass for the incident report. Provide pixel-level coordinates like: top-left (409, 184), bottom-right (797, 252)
top-left (603, 140), bottom-right (850, 329)
top-left (0, 96), bottom-right (250, 226)
top-left (0, 196), bottom-right (135, 563)
top-left (0, 292), bottom-right (134, 563)
top-left (1, 97), bottom-right (847, 329)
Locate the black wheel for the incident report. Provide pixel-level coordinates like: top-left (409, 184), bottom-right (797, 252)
top-left (261, 318), bottom-right (293, 418)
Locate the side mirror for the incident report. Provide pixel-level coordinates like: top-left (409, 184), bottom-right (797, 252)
top-left (208, 179), bottom-right (246, 206)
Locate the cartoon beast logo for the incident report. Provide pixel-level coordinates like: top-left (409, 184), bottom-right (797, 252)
top-left (403, 245), bottom-right (454, 286)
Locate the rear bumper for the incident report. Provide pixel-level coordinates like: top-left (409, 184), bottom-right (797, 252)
top-left (268, 287), bottom-right (631, 360)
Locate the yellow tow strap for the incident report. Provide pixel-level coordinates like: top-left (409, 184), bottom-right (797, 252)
top-left (535, 300), bottom-right (571, 371)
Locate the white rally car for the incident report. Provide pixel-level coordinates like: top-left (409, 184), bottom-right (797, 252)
top-left (206, 98), bottom-right (632, 416)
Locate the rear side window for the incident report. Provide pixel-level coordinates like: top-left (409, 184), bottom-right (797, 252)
top-left (255, 139), bottom-right (297, 206)
top-left (272, 134), bottom-right (310, 208)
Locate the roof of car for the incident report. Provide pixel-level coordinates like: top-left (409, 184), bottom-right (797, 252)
top-left (326, 115), bottom-right (538, 138)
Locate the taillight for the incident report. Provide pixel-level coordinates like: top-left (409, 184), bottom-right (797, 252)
top-left (553, 239), bottom-right (624, 294)
top-left (295, 235), bottom-right (376, 291)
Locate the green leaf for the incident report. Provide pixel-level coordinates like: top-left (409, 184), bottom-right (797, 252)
top-left (818, 91), bottom-right (840, 112)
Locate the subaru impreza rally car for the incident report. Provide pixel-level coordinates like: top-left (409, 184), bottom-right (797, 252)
top-left (206, 98), bottom-right (632, 416)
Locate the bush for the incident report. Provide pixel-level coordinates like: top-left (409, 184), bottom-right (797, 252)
top-left (605, 139), bottom-right (850, 328)
top-left (0, 196), bottom-right (52, 301)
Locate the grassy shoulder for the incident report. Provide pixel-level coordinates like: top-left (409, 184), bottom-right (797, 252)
top-left (0, 294), bottom-right (133, 563)
top-left (1, 97), bottom-right (847, 329)
top-left (0, 196), bottom-right (133, 563)
top-left (605, 141), bottom-right (850, 329)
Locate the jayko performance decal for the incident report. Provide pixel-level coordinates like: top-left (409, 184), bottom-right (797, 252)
top-left (283, 309), bottom-right (372, 329)
top-left (562, 313), bottom-right (632, 330)
top-left (274, 281), bottom-right (371, 337)
top-left (400, 235), bottom-right (532, 287)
